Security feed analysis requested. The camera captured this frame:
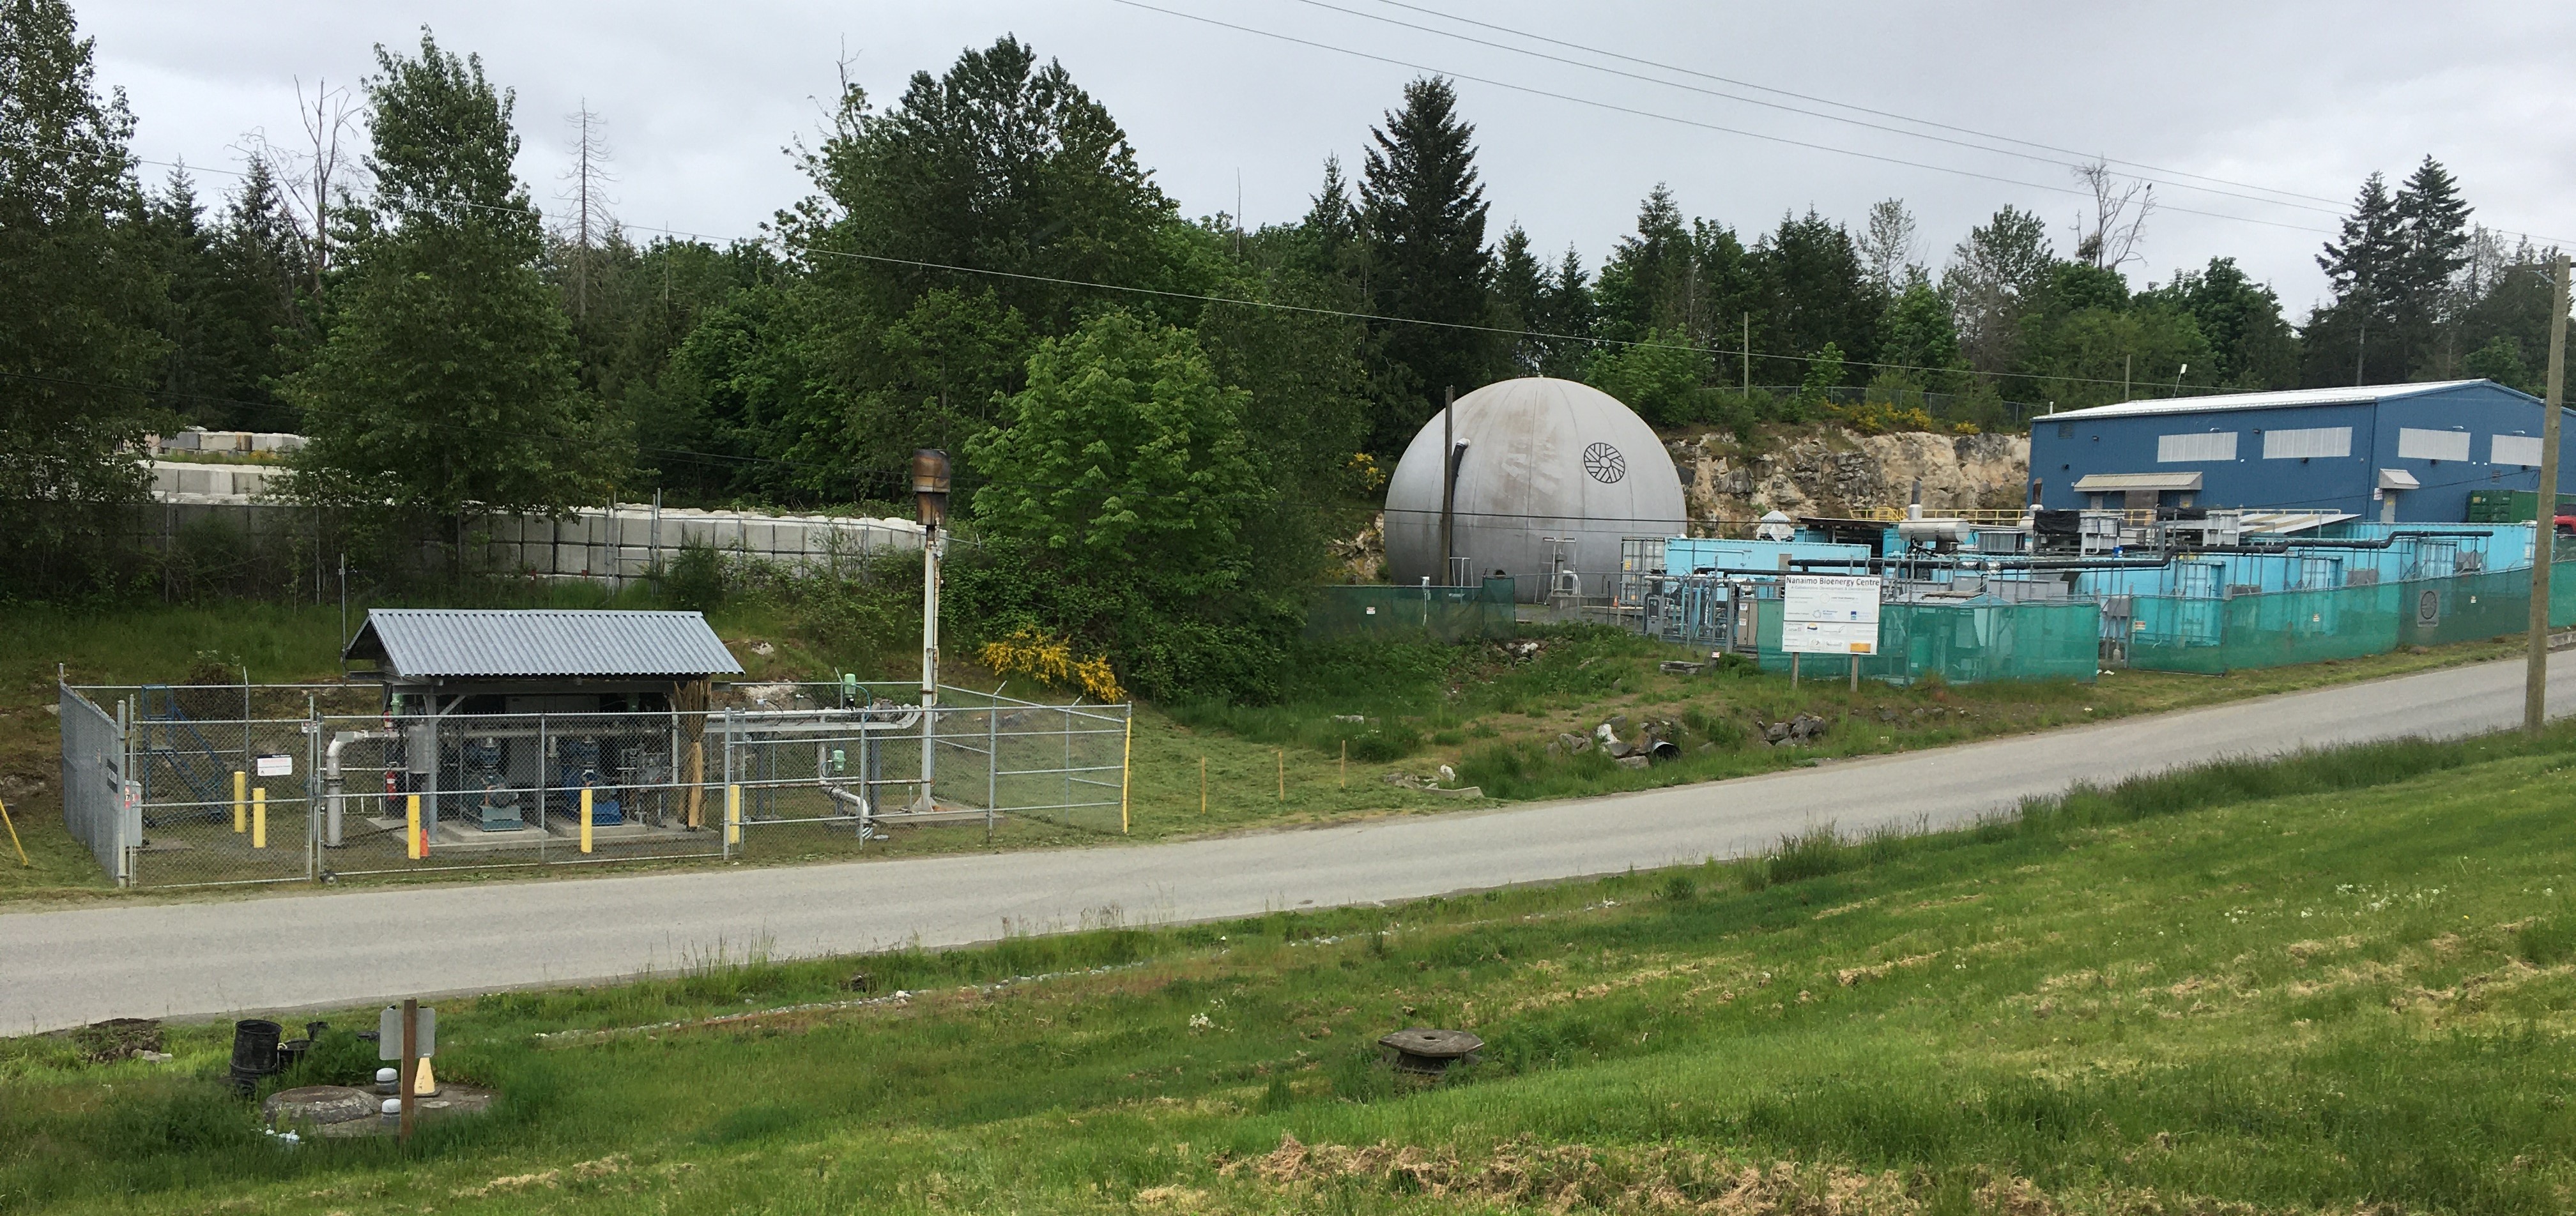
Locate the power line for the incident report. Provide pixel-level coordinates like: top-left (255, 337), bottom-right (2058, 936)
top-left (1107, 0), bottom-right (2334, 238)
top-left (1289, 0), bottom-right (2347, 218)
top-left (1351, 0), bottom-right (2353, 211)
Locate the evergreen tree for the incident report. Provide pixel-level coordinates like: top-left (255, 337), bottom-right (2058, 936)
top-left (0, 0), bottom-right (169, 582)
top-left (284, 31), bottom-right (620, 536)
top-left (1878, 278), bottom-right (1965, 393)
top-left (1357, 75), bottom-right (1496, 453)
top-left (141, 162), bottom-right (305, 430)
top-left (2389, 156), bottom-right (2471, 375)
top-left (2306, 172), bottom-right (2404, 385)
top-left (1753, 209), bottom-right (1882, 381)
top-left (1592, 185), bottom-right (1690, 344)
top-left (1492, 223), bottom-right (1549, 374)
top-left (1294, 153), bottom-right (1360, 283)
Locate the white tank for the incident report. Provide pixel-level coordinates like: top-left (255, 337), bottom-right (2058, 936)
top-left (1383, 377), bottom-right (1685, 601)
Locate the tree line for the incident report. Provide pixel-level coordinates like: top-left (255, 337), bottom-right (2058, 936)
top-left (3, 1), bottom-right (2565, 694)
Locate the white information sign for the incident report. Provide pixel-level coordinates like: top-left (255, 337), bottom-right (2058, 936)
top-left (1781, 574), bottom-right (1882, 655)
top-left (255, 754), bottom-right (294, 777)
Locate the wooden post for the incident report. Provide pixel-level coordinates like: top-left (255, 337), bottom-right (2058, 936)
top-left (233, 770), bottom-right (246, 833)
top-left (2529, 253), bottom-right (2571, 734)
top-left (1850, 654), bottom-right (1859, 692)
top-left (250, 787), bottom-right (266, 849)
top-left (579, 786), bottom-right (594, 854)
top-left (398, 998), bottom-right (418, 1141)
top-left (1276, 749), bottom-right (1284, 802)
top-left (1340, 739), bottom-right (1347, 789)
top-left (1199, 756), bottom-right (1208, 816)
top-left (1791, 653), bottom-right (1801, 688)
top-left (686, 741), bottom-right (705, 829)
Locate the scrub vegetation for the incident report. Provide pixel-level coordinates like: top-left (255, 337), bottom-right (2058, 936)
top-left (8, 727), bottom-right (2576, 1213)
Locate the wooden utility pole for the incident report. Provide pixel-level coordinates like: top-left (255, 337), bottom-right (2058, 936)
top-left (2527, 254), bottom-right (2572, 734)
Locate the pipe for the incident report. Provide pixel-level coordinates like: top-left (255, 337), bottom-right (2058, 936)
top-left (323, 729), bottom-right (394, 848)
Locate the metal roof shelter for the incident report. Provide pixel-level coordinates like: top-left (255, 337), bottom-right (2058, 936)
top-left (343, 609), bottom-right (742, 681)
top-left (2028, 378), bottom-right (2573, 524)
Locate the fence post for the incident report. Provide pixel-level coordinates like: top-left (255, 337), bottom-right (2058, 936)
top-left (1119, 708), bottom-right (1132, 835)
top-left (986, 706), bottom-right (999, 842)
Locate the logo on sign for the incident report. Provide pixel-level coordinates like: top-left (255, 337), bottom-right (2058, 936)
top-left (1581, 443), bottom-right (1626, 484)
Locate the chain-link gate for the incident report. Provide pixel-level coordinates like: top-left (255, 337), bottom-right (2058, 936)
top-left (58, 681), bottom-right (1131, 888)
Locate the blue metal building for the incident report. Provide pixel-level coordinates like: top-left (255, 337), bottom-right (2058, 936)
top-left (2027, 379), bottom-right (2575, 523)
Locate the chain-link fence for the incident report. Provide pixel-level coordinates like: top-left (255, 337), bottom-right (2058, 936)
top-left (56, 681), bottom-right (1131, 888)
top-left (1752, 598), bottom-right (2102, 686)
top-left (1306, 581), bottom-right (1517, 643)
top-left (2127, 559), bottom-right (2576, 674)
top-left (717, 685), bottom-right (1132, 851)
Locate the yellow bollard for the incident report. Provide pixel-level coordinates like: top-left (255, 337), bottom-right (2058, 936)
top-left (233, 770), bottom-right (247, 833)
top-left (724, 784), bottom-right (742, 846)
top-left (406, 793), bottom-right (423, 860)
top-left (251, 787), bottom-right (266, 849)
top-left (580, 786), bottom-right (595, 855)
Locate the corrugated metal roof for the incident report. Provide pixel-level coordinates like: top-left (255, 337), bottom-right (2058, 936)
top-left (344, 609), bottom-right (744, 679)
top-left (2038, 379), bottom-right (2503, 422)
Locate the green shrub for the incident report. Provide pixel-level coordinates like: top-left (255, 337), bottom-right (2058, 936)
top-left (662, 542), bottom-right (727, 612)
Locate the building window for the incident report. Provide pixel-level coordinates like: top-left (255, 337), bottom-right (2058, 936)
top-left (2396, 427), bottom-right (2471, 462)
top-left (2492, 434), bottom-right (2544, 467)
top-left (2156, 431), bottom-right (2238, 462)
top-left (2261, 427), bottom-right (2352, 459)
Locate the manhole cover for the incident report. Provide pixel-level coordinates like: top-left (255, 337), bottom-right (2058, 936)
top-left (1378, 1026), bottom-right (1484, 1074)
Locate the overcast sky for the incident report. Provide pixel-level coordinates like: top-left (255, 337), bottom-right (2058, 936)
top-left (78, 0), bottom-right (2576, 314)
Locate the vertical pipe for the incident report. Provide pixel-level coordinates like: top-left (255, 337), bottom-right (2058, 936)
top-left (252, 787), bottom-right (266, 849)
top-left (580, 786), bottom-right (594, 854)
top-left (1439, 385), bottom-right (1455, 585)
top-left (406, 793), bottom-right (423, 860)
top-left (233, 769), bottom-right (247, 833)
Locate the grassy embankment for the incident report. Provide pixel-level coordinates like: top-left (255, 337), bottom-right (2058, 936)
top-left (0, 592), bottom-right (2526, 902)
top-left (7, 727), bottom-right (2576, 1213)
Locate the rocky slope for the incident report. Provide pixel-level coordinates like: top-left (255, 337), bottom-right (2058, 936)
top-left (1669, 427), bottom-right (2029, 524)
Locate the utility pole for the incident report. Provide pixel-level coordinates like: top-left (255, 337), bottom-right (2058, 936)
top-left (2123, 353), bottom-right (2133, 402)
top-left (1439, 386), bottom-right (1455, 586)
top-left (1742, 312), bottom-right (1751, 397)
top-left (2526, 254), bottom-right (2571, 734)
top-left (913, 450), bottom-right (950, 810)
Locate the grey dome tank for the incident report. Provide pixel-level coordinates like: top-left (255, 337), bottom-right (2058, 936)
top-left (1383, 377), bottom-right (1685, 602)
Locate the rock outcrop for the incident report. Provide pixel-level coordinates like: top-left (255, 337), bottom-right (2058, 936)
top-left (1668, 427), bottom-right (2027, 524)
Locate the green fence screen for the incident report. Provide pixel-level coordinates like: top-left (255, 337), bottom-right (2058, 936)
top-left (1756, 599), bottom-right (2101, 686)
top-left (2128, 559), bottom-right (2576, 674)
top-left (1305, 579), bottom-right (1517, 643)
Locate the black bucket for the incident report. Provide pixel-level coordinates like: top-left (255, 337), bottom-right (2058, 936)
top-left (228, 1019), bottom-right (283, 1093)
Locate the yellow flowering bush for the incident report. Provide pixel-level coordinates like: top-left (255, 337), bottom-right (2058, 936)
top-left (977, 627), bottom-right (1126, 703)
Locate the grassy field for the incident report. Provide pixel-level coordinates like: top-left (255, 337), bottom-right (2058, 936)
top-left (6, 726), bottom-right (2576, 1213)
top-left (0, 591), bottom-right (2528, 902)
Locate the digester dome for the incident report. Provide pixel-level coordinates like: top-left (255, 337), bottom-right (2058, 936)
top-left (1382, 377), bottom-right (1685, 601)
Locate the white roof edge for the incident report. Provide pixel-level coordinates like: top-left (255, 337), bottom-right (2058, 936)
top-left (2036, 379), bottom-right (2516, 422)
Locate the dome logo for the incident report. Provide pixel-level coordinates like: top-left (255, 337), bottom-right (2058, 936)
top-left (1581, 442), bottom-right (1626, 484)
